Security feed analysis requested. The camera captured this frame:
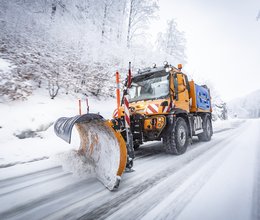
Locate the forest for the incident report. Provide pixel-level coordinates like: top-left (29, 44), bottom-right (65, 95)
top-left (0, 0), bottom-right (186, 100)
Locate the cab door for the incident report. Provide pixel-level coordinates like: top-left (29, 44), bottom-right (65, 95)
top-left (172, 72), bottom-right (190, 112)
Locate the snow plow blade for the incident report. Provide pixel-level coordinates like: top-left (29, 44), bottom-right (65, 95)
top-left (54, 114), bottom-right (127, 190)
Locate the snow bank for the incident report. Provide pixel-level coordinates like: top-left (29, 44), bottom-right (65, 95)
top-left (212, 119), bottom-right (245, 133)
top-left (0, 89), bottom-right (117, 166)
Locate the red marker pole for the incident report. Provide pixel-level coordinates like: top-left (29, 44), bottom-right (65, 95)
top-left (86, 98), bottom-right (89, 114)
top-left (124, 95), bottom-right (130, 128)
top-left (116, 71), bottom-right (121, 118)
top-left (123, 62), bottom-right (135, 169)
top-left (78, 99), bottom-right (82, 115)
top-left (127, 62), bottom-right (132, 88)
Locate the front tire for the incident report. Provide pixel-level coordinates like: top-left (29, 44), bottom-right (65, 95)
top-left (163, 117), bottom-right (189, 155)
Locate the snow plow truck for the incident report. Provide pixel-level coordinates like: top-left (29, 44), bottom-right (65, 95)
top-left (54, 62), bottom-right (213, 190)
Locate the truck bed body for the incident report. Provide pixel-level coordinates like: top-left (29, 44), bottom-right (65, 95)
top-left (189, 80), bottom-right (211, 113)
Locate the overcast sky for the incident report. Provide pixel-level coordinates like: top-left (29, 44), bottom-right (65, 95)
top-left (152, 0), bottom-right (260, 101)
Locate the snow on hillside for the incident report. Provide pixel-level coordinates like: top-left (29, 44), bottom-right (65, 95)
top-left (0, 90), bottom-right (116, 167)
top-left (0, 58), bottom-right (14, 101)
top-left (0, 58), bottom-right (13, 73)
top-left (228, 89), bottom-right (260, 118)
top-left (0, 1), bottom-right (186, 101)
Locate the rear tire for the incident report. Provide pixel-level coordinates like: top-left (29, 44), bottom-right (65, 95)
top-left (133, 144), bottom-right (140, 150)
top-left (198, 116), bottom-right (212, 141)
top-left (163, 117), bottom-right (189, 155)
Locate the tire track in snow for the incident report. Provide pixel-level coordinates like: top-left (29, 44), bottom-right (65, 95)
top-left (141, 135), bottom-right (238, 220)
top-left (0, 172), bottom-right (71, 197)
top-left (0, 166), bottom-right (62, 188)
top-left (8, 181), bottom-right (105, 220)
top-left (0, 178), bottom-right (99, 220)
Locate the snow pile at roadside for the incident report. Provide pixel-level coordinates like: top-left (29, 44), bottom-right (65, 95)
top-left (0, 90), bottom-right (116, 167)
top-left (212, 119), bottom-right (245, 133)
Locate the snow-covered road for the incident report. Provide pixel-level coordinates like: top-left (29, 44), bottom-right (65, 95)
top-left (0, 119), bottom-right (259, 220)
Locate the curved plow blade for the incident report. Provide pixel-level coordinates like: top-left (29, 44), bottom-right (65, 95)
top-left (54, 114), bottom-right (127, 190)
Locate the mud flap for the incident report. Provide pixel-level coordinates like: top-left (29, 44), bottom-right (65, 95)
top-left (54, 114), bottom-right (127, 190)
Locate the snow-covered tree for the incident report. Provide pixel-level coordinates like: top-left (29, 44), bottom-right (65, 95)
top-left (214, 102), bottom-right (228, 120)
top-left (156, 19), bottom-right (186, 64)
top-left (0, 0), bottom-right (183, 101)
top-left (126, 0), bottom-right (159, 48)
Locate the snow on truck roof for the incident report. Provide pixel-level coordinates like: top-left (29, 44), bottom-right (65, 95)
top-left (133, 65), bottom-right (182, 81)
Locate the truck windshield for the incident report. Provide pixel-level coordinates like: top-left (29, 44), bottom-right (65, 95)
top-left (129, 73), bottom-right (169, 102)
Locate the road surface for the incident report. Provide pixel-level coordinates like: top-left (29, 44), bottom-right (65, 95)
top-left (0, 119), bottom-right (259, 220)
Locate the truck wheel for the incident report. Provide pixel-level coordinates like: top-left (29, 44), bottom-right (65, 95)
top-left (163, 117), bottom-right (189, 155)
top-left (133, 144), bottom-right (140, 150)
top-left (198, 116), bottom-right (212, 141)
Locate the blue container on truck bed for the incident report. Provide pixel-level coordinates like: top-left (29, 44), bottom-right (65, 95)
top-left (195, 84), bottom-right (211, 111)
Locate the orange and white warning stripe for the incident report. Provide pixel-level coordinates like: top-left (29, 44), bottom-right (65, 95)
top-left (145, 102), bottom-right (175, 114)
top-left (124, 95), bottom-right (131, 128)
top-left (162, 102), bottom-right (175, 113)
top-left (146, 104), bottom-right (159, 114)
top-left (113, 109), bottom-right (118, 118)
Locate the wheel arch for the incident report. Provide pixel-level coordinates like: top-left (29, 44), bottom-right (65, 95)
top-left (161, 109), bottom-right (192, 139)
top-left (198, 112), bottom-right (213, 132)
top-left (173, 108), bottom-right (192, 139)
